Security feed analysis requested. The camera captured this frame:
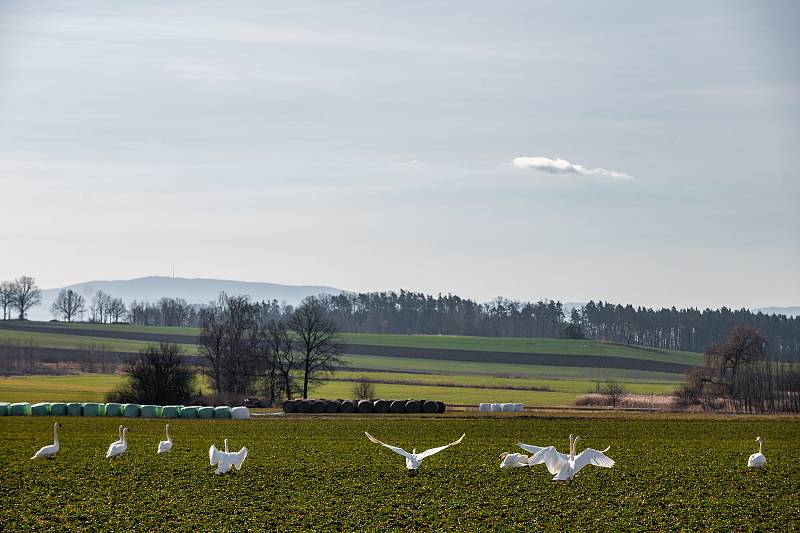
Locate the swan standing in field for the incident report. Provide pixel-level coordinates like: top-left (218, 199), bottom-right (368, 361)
top-left (748, 436), bottom-right (766, 468)
top-left (31, 422), bottom-right (61, 459)
top-left (365, 432), bottom-right (465, 475)
top-left (157, 424), bottom-right (173, 454)
top-left (106, 427), bottom-right (130, 458)
top-left (531, 435), bottom-right (614, 481)
top-left (499, 452), bottom-right (531, 468)
top-left (209, 439), bottom-right (248, 475)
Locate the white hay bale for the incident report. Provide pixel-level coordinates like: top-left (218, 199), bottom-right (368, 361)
top-left (231, 406), bottom-right (250, 419)
top-left (479, 403), bottom-right (491, 412)
top-left (501, 403), bottom-right (514, 412)
top-left (490, 403), bottom-right (501, 412)
top-left (514, 403), bottom-right (524, 412)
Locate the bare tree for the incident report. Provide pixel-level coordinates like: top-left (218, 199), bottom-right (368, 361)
top-left (108, 343), bottom-right (195, 404)
top-left (0, 281), bottom-right (14, 320)
top-left (596, 379), bottom-right (626, 408)
top-left (288, 297), bottom-right (344, 399)
top-left (11, 276), bottom-right (41, 320)
top-left (109, 297), bottom-right (127, 323)
top-left (263, 320), bottom-right (301, 401)
top-left (50, 289), bottom-right (86, 322)
top-left (351, 377), bottom-right (376, 400)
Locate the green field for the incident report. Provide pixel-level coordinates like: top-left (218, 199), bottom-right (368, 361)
top-left (0, 415), bottom-right (797, 530)
top-left (0, 329), bottom-right (200, 355)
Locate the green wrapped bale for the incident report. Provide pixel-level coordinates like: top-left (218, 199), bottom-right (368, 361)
top-left (179, 406), bottom-right (199, 419)
top-left (10, 403), bottom-right (31, 416)
top-left (105, 403), bottom-right (122, 417)
top-left (198, 406), bottom-right (215, 419)
top-left (66, 402), bottom-right (83, 416)
top-left (162, 405), bottom-right (181, 418)
top-left (50, 403), bottom-right (67, 416)
top-left (214, 406), bottom-right (232, 419)
top-left (31, 402), bottom-right (51, 416)
top-left (140, 405), bottom-right (161, 418)
top-left (82, 403), bottom-right (102, 417)
top-left (0, 403), bottom-right (9, 416)
top-left (123, 404), bottom-right (140, 418)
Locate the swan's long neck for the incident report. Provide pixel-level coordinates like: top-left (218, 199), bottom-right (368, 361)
top-left (568, 434), bottom-right (574, 461)
top-left (122, 428), bottom-right (128, 445)
top-left (758, 439), bottom-right (763, 454)
top-left (166, 425), bottom-right (171, 442)
top-left (224, 439), bottom-right (229, 453)
top-left (571, 436), bottom-right (580, 461)
top-left (118, 425), bottom-right (123, 442)
top-left (53, 424), bottom-right (59, 445)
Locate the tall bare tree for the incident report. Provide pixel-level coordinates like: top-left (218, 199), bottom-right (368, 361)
top-left (109, 297), bottom-right (127, 323)
top-left (50, 289), bottom-right (86, 322)
top-left (263, 320), bottom-right (301, 402)
top-left (0, 281), bottom-right (15, 320)
top-left (11, 276), bottom-right (41, 320)
top-left (288, 297), bottom-right (344, 399)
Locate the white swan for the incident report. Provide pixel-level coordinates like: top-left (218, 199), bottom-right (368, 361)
top-left (157, 424), bottom-right (172, 454)
top-left (31, 422), bottom-right (61, 459)
top-left (531, 435), bottom-right (614, 481)
top-left (365, 432), bottom-right (465, 475)
top-left (748, 436), bottom-right (766, 468)
top-left (106, 427), bottom-right (130, 458)
top-left (209, 438), bottom-right (248, 475)
top-left (499, 452), bottom-right (531, 468)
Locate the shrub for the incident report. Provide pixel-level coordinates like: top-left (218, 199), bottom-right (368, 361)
top-left (107, 343), bottom-right (195, 405)
top-left (351, 378), bottom-right (376, 400)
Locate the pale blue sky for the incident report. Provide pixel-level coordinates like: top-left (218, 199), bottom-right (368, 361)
top-left (1, 1), bottom-right (798, 308)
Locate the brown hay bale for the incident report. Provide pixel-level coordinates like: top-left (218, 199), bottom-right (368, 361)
top-left (325, 400), bottom-right (341, 413)
top-left (435, 401), bottom-right (446, 413)
top-left (311, 400), bottom-right (327, 413)
top-left (340, 400), bottom-right (356, 413)
top-left (372, 399), bottom-right (390, 413)
top-left (422, 400), bottom-right (438, 414)
top-left (282, 400), bottom-right (298, 413)
top-left (405, 400), bottom-right (421, 413)
top-left (357, 400), bottom-right (374, 413)
top-left (296, 399), bottom-right (313, 413)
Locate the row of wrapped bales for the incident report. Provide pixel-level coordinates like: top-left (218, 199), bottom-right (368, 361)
top-left (283, 399), bottom-right (446, 414)
top-left (478, 402), bottom-right (524, 413)
top-left (0, 401), bottom-right (248, 419)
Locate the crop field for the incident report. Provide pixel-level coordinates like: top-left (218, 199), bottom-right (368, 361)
top-left (0, 415), bottom-right (797, 531)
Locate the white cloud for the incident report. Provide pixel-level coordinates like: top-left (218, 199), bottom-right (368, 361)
top-left (512, 156), bottom-right (633, 180)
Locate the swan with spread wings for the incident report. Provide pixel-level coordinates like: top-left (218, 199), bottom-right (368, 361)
top-left (365, 432), bottom-right (465, 475)
top-left (530, 434), bottom-right (614, 481)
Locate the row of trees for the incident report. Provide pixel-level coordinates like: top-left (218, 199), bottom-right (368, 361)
top-left (0, 276), bottom-right (42, 320)
top-left (198, 295), bottom-right (342, 403)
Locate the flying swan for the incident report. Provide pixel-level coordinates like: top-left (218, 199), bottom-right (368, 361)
top-left (365, 432), bottom-right (465, 475)
top-left (748, 436), bottom-right (766, 468)
top-left (106, 427), bottom-right (130, 459)
top-left (530, 434), bottom-right (614, 481)
top-left (31, 422), bottom-right (61, 459)
top-left (157, 424), bottom-right (173, 454)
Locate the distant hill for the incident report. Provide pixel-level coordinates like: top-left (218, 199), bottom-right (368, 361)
top-left (754, 307), bottom-right (800, 318)
top-left (31, 276), bottom-right (344, 321)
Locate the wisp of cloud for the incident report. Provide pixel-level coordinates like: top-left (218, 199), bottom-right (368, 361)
top-left (512, 156), bottom-right (633, 180)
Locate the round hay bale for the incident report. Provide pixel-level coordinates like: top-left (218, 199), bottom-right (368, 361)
top-left (339, 400), bottom-right (356, 413)
top-left (282, 400), bottom-right (298, 413)
top-left (48, 402), bottom-right (66, 416)
top-left (389, 400), bottom-right (406, 414)
top-left (311, 400), bottom-right (327, 413)
top-left (31, 402), bottom-right (51, 416)
top-left (436, 401), bottom-right (446, 413)
top-left (162, 405), bottom-right (181, 418)
top-left (405, 400), bottom-right (421, 413)
top-left (325, 400), bottom-right (341, 413)
top-left (139, 405), bottom-right (160, 418)
top-left (122, 404), bottom-right (140, 418)
top-left (0, 403), bottom-right (8, 416)
top-left (197, 406), bottom-right (215, 419)
top-left (179, 406), bottom-right (199, 419)
top-left (422, 400), bottom-right (438, 414)
top-left (9, 403), bottom-right (31, 416)
top-left (104, 403), bottom-right (122, 417)
top-left (214, 406), bottom-right (232, 419)
top-left (357, 400), bottom-right (374, 413)
top-left (82, 403), bottom-right (102, 417)
top-left (66, 402), bottom-right (83, 416)
top-left (296, 400), bottom-right (313, 414)
top-left (231, 406), bottom-right (250, 419)
top-left (372, 399), bottom-right (390, 413)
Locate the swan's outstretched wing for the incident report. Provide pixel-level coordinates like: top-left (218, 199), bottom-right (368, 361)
top-left (365, 432), bottom-right (413, 460)
top-left (500, 453), bottom-right (530, 468)
top-left (573, 447), bottom-right (615, 472)
top-left (230, 447), bottom-right (248, 470)
top-left (517, 442), bottom-right (545, 455)
top-left (416, 434), bottom-right (465, 460)
top-left (530, 446), bottom-right (570, 475)
top-left (209, 444), bottom-right (220, 466)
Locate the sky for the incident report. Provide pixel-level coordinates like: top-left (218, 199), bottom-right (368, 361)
top-left (0, 1), bottom-right (798, 309)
